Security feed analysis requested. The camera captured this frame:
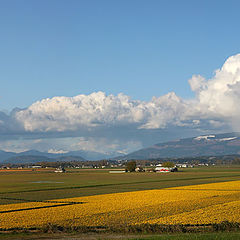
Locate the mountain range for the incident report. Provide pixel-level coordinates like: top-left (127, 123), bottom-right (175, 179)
top-left (0, 149), bottom-right (116, 164)
top-left (1, 132), bottom-right (240, 164)
top-left (121, 132), bottom-right (240, 160)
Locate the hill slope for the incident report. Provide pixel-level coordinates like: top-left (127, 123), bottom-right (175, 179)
top-left (0, 149), bottom-right (116, 163)
top-left (123, 133), bottom-right (240, 159)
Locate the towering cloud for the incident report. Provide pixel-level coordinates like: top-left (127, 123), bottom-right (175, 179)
top-left (1, 54), bottom-right (240, 153)
top-left (10, 53), bottom-right (240, 134)
top-left (14, 91), bottom-right (187, 132)
top-left (189, 54), bottom-right (240, 127)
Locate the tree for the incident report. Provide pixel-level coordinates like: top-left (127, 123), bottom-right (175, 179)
top-left (125, 161), bottom-right (136, 172)
top-left (162, 161), bottom-right (175, 168)
top-left (232, 157), bottom-right (240, 165)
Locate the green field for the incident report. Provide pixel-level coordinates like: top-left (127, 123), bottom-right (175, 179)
top-left (1, 166), bottom-right (240, 205)
top-left (132, 232), bottom-right (240, 240)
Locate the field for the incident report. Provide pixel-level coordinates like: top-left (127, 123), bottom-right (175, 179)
top-left (0, 166), bottom-right (240, 237)
top-left (1, 166), bottom-right (240, 205)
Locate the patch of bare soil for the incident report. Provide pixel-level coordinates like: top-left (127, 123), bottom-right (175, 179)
top-left (0, 233), bottom-right (147, 240)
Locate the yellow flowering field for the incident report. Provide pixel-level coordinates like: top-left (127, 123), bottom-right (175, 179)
top-left (0, 180), bottom-right (240, 229)
top-left (0, 201), bottom-right (66, 213)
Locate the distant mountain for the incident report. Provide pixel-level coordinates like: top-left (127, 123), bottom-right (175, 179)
top-left (4, 155), bottom-right (53, 164)
top-left (15, 150), bottom-right (58, 158)
top-left (122, 132), bottom-right (240, 160)
top-left (3, 132), bottom-right (240, 164)
top-left (63, 150), bottom-right (115, 161)
top-left (0, 150), bottom-right (60, 163)
top-left (0, 149), bottom-right (115, 163)
top-left (56, 155), bottom-right (86, 162)
top-left (0, 150), bottom-right (16, 161)
top-left (3, 155), bottom-right (86, 164)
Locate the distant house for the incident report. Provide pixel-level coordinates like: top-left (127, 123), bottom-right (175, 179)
top-left (155, 167), bottom-right (171, 172)
top-left (54, 167), bottom-right (66, 173)
top-left (135, 167), bottom-right (145, 172)
top-left (176, 164), bottom-right (194, 168)
top-left (109, 170), bottom-right (125, 173)
top-left (30, 165), bottom-right (42, 168)
top-left (155, 166), bottom-right (178, 172)
top-left (146, 168), bottom-right (156, 172)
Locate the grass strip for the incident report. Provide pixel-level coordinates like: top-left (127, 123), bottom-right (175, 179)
top-left (0, 221), bottom-right (239, 234)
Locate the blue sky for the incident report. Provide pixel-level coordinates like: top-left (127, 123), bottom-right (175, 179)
top-left (1, 0), bottom-right (240, 110)
top-left (1, 0), bottom-right (240, 155)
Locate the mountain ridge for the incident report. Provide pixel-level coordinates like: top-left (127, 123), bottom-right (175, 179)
top-left (2, 132), bottom-right (240, 163)
top-left (0, 149), bottom-right (117, 163)
top-left (120, 132), bottom-right (240, 160)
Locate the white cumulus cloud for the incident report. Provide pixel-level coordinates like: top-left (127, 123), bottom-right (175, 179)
top-left (3, 53), bottom-right (240, 141)
top-left (189, 54), bottom-right (240, 124)
top-left (14, 91), bottom-right (190, 132)
top-left (3, 54), bottom-right (240, 154)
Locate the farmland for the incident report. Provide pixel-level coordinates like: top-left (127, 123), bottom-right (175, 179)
top-left (0, 166), bottom-right (240, 238)
top-left (1, 166), bottom-right (240, 205)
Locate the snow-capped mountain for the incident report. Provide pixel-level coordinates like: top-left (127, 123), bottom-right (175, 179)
top-left (122, 132), bottom-right (240, 159)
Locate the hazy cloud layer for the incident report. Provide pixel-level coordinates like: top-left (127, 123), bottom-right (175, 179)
top-left (0, 137), bottom-right (142, 155)
top-left (1, 54), bottom-right (240, 153)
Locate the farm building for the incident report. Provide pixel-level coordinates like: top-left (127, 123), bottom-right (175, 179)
top-left (54, 167), bottom-right (66, 173)
top-left (155, 166), bottom-right (178, 172)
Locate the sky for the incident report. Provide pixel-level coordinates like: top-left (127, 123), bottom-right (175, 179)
top-left (1, 0), bottom-right (240, 155)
